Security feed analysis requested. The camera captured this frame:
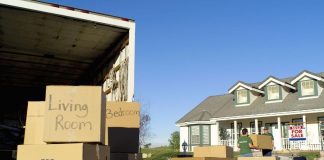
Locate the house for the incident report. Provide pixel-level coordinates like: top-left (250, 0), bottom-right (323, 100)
top-left (176, 70), bottom-right (324, 151)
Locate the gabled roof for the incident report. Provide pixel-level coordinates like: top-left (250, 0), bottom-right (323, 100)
top-left (176, 91), bottom-right (324, 124)
top-left (176, 95), bottom-right (233, 124)
top-left (176, 71), bottom-right (324, 125)
top-left (258, 76), bottom-right (296, 90)
top-left (291, 70), bottom-right (324, 84)
top-left (228, 81), bottom-right (264, 94)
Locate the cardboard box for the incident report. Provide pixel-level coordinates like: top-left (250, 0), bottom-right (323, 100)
top-left (108, 127), bottom-right (139, 153)
top-left (237, 157), bottom-right (278, 160)
top-left (17, 143), bottom-right (109, 160)
top-left (43, 86), bottom-right (106, 143)
top-left (105, 102), bottom-right (140, 152)
top-left (106, 102), bottom-right (140, 128)
top-left (24, 101), bottom-right (46, 144)
top-left (110, 153), bottom-right (142, 160)
top-left (249, 134), bottom-right (273, 149)
top-left (171, 158), bottom-right (236, 160)
top-left (194, 146), bottom-right (234, 158)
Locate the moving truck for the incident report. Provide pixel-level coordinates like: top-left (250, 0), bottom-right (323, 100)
top-left (0, 0), bottom-right (136, 158)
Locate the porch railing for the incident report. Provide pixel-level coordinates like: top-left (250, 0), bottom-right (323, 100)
top-left (281, 138), bottom-right (322, 151)
top-left (217, 139), bottom-right (323, 151)
top-left (218, 139), bottom-right (234, 147)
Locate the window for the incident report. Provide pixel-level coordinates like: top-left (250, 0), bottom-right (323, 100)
top-left (267, 85), bottom-right (280, 100)
top-left (201, 125), bottom-right (210, 145)
top-left (292, 118), bottom-right (303, 126)
top-left (281, 122), bottom-right (289, 138)
top-left (236, 89), bottom-right (248, 104)
top-left (250, 121), bottom-right (262, 134)
top-left (190, 125), bottom-right (210, 147)
top-left (231, 122), bottom-right (242, 139)
top-left (190, 126), bottom-right (200, 145)
top-left (300, 80), bottom-right (316, 96)
top-left (318, 117), bottom-right (324, 143)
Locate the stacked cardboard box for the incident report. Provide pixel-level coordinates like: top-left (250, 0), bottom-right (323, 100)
top-left (17, 86), bottom-right (109, 160)
top-left (106, 102), bottom-right (141, 160)
top-left (17, 143), bottom-right (109, 160)
top-left (172, 158), bottom-right (235, 160)
top-left (23, 101), bottom-right (46, 145)
top-left (249, 134), bottom-right (273, 149)
top-left (172, 146), bottom-right (234, 160)
top-left (194, 146), bottom-right (234, 158)
top-left (237, 157), bottom-right (278, 160)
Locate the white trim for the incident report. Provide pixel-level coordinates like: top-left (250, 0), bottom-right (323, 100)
top-left (277, 117), bottom-right (282, 150)
top-left (127, 24), bottom-right (136, 101)
top-left (258, 77), bottom-right (296, 90)
top-left (234, 120), bottom-right (238, 151)
top-left (177, 108), bottom-right (324, 126)
top-left (265, 99), bottom-right (283, 104)
top-left (210, 108), bottom-right (324, 121)
top-left (176, 121), bottom-right (214, 127)
top-left (298, 95), bottom-right (319, 100)
top-left (291, 72), bottom-right (324, 84)
top-left (229, 82), bottom-right (264, 94)
top-left (0, 0), bottom-right (134, 29)
top-left (235, 103), bottom-right (250, 107)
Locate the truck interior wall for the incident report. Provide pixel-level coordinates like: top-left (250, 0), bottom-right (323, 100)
top-left (0, 86), bottom-right (45, 150)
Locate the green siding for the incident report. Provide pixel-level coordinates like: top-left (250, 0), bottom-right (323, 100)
top-left (298, 81), bottom-right (302, 97)
top-left (247, 90), bottom-right (251, 104)
top-left (314, 81), bottom-right (319, 96)
top-left (279, 86), bottom-right (283, 99)
top-left (265, 86), bottom-right (268, 100)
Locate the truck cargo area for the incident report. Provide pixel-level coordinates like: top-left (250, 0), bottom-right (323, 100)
top-left (0, 0), bottom-right (134, 152)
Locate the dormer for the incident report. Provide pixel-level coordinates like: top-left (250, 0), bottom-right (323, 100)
top-left (229, 81), bottom-right (264, 107)
top-left (290, 70), bottom-right (324, 100)
top-left (258, 76), bottom-right (296, 103)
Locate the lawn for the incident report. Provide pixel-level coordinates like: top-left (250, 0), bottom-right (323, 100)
top-left (141, 146), bottom-right (180, 160)
top-left (141, 147), bottom-right (320, 160)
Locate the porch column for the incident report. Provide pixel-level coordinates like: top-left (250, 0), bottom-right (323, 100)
top-left (255, 119), bottom-right (259, 134)
top-left (277, 117), bottom-right (283, 150)
top-left (234, 120), bottom-right (238, 151)
top-left (211, 121), bottom-right (220, 145)
top-left (303, 115), bottom-right (307, 138)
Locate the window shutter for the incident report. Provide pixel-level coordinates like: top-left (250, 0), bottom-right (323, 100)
top-left (247, 90), bottom-right (250, 104)
top-left (298, 81), bottom-right (302, 97)
top-left (314, 80), bottom-right (318, 96)
top-left (265, 86), bottom-right (268, 100)
top-left (234, 90), bottom-right (237, 104)
top-left (279, 86), bottom-right (283, 100)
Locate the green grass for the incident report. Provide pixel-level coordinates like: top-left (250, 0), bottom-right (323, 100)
top-left (142, 148), bottom-right (320, 160)
top-left (296, 152), bottom-right (320, 160)
top-left (141, 146), bottom-right (180, 160)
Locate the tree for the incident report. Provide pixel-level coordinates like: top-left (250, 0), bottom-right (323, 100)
top-left (139, 108), bottom-right (151, 147)
top-left (168, 131), bottom-right (180, 151)
top-left (143, 143), bottom-right (151, 148)
top-left (219, 127), bottom-right (230, 140)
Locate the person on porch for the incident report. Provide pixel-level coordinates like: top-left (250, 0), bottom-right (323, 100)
top-left (262, 127), bottom-right (274, 156)
top-left (238, 128), bottom-right (255, 157)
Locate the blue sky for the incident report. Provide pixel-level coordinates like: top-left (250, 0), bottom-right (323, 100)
top-left (46, 0), bottom-right (324, 146)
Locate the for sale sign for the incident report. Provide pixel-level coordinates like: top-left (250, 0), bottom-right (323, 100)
top-left (289, 125), bottom-right (306, 141)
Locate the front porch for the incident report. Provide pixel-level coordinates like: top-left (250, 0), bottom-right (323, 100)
top-left (214, 112), bottom-right (324, 151)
